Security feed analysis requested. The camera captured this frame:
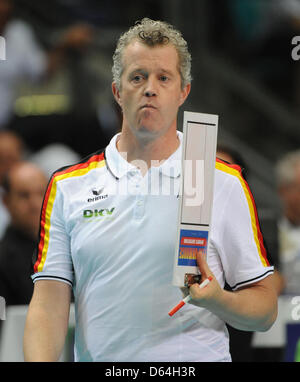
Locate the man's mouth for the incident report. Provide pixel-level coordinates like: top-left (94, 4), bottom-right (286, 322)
top-left (140, 104), bottom-right (157, 109)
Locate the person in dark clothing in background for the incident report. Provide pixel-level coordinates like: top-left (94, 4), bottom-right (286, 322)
top-left (0, 161), bottom-right (48, 306)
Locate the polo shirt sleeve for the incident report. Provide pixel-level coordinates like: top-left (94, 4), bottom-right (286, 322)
top-left (32, 173), bottom-right (74, 287)
top-left (216, 175), bottom-right (274, 291)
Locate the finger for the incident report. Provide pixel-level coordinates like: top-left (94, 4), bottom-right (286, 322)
top-left (189, 276), bottom-right (213, 300)
top-left (196, 248), bottom-right (212, 279)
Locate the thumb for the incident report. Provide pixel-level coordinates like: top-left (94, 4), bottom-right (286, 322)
top-left (196, 248), bottom-right (212, 280)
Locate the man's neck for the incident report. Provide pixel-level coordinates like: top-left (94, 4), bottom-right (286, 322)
top-left (116, 126), bottom-right (180, 175)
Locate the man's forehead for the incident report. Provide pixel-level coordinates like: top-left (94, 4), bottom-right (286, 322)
top-left (122, 40), bottom-right (179, 68)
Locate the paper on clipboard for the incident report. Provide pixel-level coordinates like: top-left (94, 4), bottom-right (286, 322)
top-left (172, 111), bottom-right (218, 287)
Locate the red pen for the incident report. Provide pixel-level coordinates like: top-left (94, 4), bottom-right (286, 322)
top-left (168, 276), bottom-right (213, 317)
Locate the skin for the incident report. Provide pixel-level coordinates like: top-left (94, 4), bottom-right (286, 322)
top-left (216, 150), bottom-right (235, 165)
top-left (112, 40), bottom-right (190, 173)
top-left (23, 279), bottom-right (71, 362)
top-left (0, 131), bottom-right (23, 185)
top-left (185, 250), bottom-right (277, 332)
top-left (3, 162), bottom-right (48, 239)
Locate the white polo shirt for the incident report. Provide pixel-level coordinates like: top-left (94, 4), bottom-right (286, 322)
top-left (32, 132), bottom-right (273, 362)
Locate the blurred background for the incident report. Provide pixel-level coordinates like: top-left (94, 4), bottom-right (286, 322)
top-left (2, 0), bottom-right (299, 212)
top-left (1, 0), bottom-right (300, 362)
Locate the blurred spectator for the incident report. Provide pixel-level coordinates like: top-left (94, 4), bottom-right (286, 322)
top-left (0, 0), bottom-right (94, 129)
top-left (0, 130), bottom-right (24, 239)
top-left (30, 143), bottom-right (81, 179)
top-left (0, 161), bottom-right (48, 306)
top-left (216, 143), bottom-right (249, 180)
top-left (275, 150), bottom-right (300, 295)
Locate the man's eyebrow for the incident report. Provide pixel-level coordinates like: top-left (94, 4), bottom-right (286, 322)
top-left (128, 69), bottom-right (148, 77)
top-left (159, 69), bottom-right (174, 76)
top-left (128, 68), bottom-right (175, 82)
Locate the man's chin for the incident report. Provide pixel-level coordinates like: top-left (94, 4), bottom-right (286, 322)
top-left (135, 126), bottom-right (162, 142)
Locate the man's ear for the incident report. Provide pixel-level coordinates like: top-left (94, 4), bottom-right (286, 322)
top-left (112, 82), bottom-right (122, 109)
top-left (179, 83), bottom-right (191, 107)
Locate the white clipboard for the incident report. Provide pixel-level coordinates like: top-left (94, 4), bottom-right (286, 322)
top-left (172, 111), bottom-right (218, 287)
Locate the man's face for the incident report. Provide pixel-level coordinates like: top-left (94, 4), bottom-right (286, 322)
top-left (112, 40), bottom-right (190, 141)
top-left (4, 164), bottom-right (48, 238)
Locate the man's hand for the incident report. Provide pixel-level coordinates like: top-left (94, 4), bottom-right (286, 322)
top-left (181, 248), bottom-right (277, 331)
top-left (186, 250), bottom-right (223, 309)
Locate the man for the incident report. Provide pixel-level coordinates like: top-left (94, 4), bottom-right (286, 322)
top-left (275, 150), bottom-right (300, 295)
top-left (23, 18), bottom-right (277, 362)
top-left (0, 130), bottom-right (24, 239)
top-left (0, 161), bottom-right (48, 305)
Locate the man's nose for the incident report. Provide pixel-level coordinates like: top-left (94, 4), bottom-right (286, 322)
top-left (144, 77), bottom-right (157, 97)
top-left (145, 90), bottom-right (156, 97)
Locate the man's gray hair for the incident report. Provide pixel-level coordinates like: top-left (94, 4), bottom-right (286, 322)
top-left (112, 18), bottom-right (192, 90)
top-left (275, 150), bottom-right (300, 186)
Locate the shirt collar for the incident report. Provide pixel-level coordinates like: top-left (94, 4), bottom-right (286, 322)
top-left (105, 132), bottom-right (182, 179)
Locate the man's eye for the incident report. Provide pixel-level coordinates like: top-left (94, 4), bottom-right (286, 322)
top-left (160, 75), bottom-right (169, 82)
top-left (132, 75), bottom-right (143, 82)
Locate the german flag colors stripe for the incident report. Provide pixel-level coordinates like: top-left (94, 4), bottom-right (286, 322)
top-left (33, 153), bottom-right (270, 273)
top-left (215, 158), bottom-right (270, 267)
top-left (34, 152), bottom-right (105, 273)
